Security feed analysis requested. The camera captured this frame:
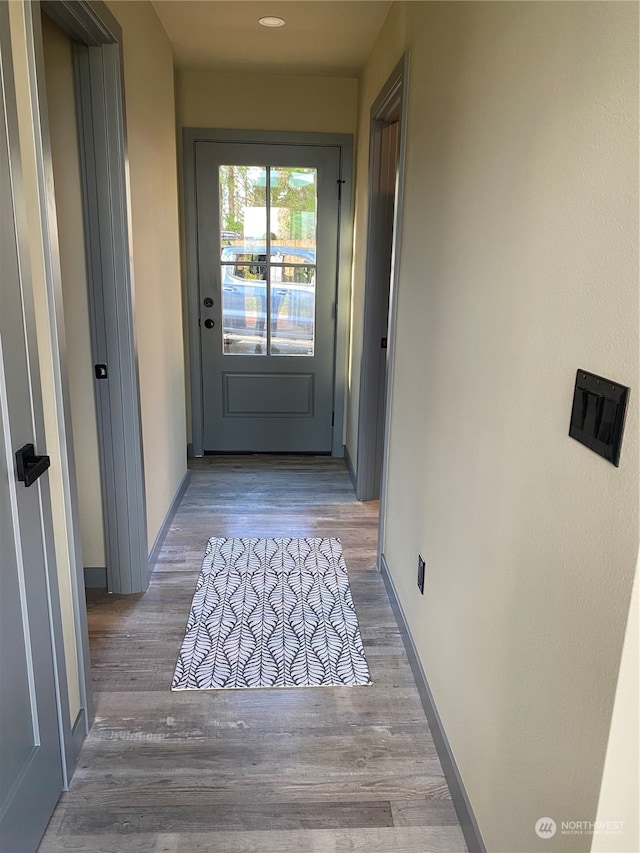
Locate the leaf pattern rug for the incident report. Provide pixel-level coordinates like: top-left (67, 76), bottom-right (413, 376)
top-left (172, 537), bottom-right (371, 690)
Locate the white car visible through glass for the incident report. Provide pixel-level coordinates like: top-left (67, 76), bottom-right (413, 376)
top-left (220, 244), bottom-right (316, 356)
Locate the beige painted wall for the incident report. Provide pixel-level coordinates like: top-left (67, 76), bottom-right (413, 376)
top-left (352, 3), bottom-right (639, 851)
top-left (176, 69), bottom-right (358, 135)
top-left (106, 0), bottom-right (187, 550)
top-left (592, 564), bottom-right (639, 852)
top-left (175, 69), bottom-right (358, 443)
top-left (8, 2), bottom-right (82, 723)
top-left (42, 15), bottom-right (106, 572)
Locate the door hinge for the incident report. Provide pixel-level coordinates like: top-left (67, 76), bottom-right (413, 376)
top-left (332, 411), bottom-right (335, 427)
top-left (337, 179), bottom-right (345, 201)
top-left (381, 337), bottom-right (387, 349)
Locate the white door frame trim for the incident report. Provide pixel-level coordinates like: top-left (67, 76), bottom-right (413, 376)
top-left (183, 128), bottom-right (354, 458)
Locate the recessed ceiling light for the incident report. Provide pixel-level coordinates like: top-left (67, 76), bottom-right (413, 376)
top-left (258, 16), bottom-right (285, 28)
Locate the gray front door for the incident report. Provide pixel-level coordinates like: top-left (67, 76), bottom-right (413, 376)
top-left (0, 18), bottom-right (64, 851)
top-left (195, 142), bottom-right (341, 452)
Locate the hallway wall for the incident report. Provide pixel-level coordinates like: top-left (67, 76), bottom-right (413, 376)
top-left (106, 0), bottom-right (187, 551)
top-left (176, 70), bottom-right (357, 136)
top-left (592, 561), bottom-right (639, 852)
top-left (351, 2), bottom-right (639, 851)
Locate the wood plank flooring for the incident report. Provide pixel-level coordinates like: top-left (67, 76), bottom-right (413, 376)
top-left (39, 457), bottom-right (467, 853)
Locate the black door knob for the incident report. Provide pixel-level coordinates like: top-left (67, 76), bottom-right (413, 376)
top-left (203, 297), bottom-right (213, 308)
top-left (204, 318), bottom-right (215, 329)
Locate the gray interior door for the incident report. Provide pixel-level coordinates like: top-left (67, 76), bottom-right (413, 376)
top-left (195, 142), bottom-right (341, 452)
top-left (357, 119), bottom-right (399, 500)
top-left (0, 22), bottom-right (64, 851)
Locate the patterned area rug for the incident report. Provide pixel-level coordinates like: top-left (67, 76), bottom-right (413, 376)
top-left (172, 537), bottom-right (371, 690)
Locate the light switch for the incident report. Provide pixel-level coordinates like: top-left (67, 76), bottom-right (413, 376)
top-left (583, 392), bottom-right (603, 436)
top-left (569, 370), bottom-right (629, 466)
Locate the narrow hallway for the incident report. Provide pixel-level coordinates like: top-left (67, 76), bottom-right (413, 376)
top-left (39, 457), bottom-right (467, 852)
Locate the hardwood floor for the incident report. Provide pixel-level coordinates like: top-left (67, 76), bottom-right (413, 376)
top-left (39, 457), bottom-right (467, 853)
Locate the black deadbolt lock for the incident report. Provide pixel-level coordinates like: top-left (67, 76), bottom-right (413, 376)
top-left (203, 297), bottom-right (213, 308)
top-left (204, 318), bottom-right (215, 329)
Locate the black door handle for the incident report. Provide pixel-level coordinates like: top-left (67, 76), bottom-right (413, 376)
top-left (204, 319), bottom-right (215, 329)
top-left (15, 443), bottom-right (51, 488)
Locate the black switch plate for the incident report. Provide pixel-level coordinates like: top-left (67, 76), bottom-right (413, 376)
top-left (569, 370), bottom-right (629, 466)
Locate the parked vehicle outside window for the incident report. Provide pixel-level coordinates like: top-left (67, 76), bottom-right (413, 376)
top-left (220, 245), bottom-right (316, 356)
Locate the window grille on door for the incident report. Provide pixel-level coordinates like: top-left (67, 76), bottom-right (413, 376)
top-left (218, 165), bottom-right (317, 356)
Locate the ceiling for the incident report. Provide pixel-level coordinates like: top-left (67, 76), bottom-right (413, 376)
top-left (151, 1), bottom-right (393, 77)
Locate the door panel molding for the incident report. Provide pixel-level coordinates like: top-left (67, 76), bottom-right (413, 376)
top-left (183, 128), bottom-right (353, 457)
top-left (223, 373), bottom-right (315, 418)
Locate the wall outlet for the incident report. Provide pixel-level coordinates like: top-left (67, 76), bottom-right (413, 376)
top-left (417, 555), bottom-right (425, 594)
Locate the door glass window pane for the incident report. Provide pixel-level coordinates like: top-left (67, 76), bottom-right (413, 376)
top-left (270, 266), bottom-right (315, 356)
top-left (270, 167), bottom-right (317, 262)
top-left (219, 165), bottom-right (316, 356)
top-left (219, 166), bottom-right (266, 256)
top-left (221, 264), bottom-right (266, 355)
